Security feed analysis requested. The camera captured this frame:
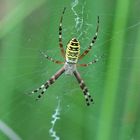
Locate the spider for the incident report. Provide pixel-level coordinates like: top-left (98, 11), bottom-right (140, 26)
top-left (30, 7), bottom-right (99, 106)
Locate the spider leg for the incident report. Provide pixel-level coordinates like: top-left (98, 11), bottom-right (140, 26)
top-left (78, 55), bottom-right (101, 67)
top-left (40, 51), bottom-right (64, 64)
top-left (31, 67), bottom-right (65, 100)
top-left (79, 16), bottom-right (99, 60)
top-left (73, 70), bottom-right (94, 106)
top-left (78, 54), bottom-right (103, 67)
top-left (78, 59), bottom-right (98, 67)
top-left (59, 7), bottom-right (66, 58)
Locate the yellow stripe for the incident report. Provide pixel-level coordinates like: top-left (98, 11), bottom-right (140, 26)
top-left (65, 38), bottom-right (80, 63)
top-left (67, 56), bottom-right (78, 58)
top-left (66, 50), bottom-right (79, 53)
top-left (68, 45), bottom-right (79, 48)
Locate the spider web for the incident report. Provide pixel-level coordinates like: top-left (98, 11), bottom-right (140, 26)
top-left (0, 0), bottom-right (140, 140)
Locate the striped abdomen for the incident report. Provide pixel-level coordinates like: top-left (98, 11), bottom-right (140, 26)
top-left (65, 38), bottom-right (80, 64)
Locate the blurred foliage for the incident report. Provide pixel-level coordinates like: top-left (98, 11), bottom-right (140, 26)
top-left (0, 0), bottom-right (140, 140)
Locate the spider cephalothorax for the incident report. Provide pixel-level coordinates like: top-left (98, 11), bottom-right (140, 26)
top-left (30, 7), bottom-right (99, 106)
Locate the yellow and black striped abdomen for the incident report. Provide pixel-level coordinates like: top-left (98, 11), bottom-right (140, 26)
top-left (65, 38), bottom-right (80, 64)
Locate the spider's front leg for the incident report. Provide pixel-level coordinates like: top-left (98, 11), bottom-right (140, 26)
top-left (30, 66), bottom-right (65, 100)
top-left (58, 7), bottom-right (66, 58)
top-left (79, 16), bottom-right (99, 60)
top-left (73, 70), bottom-right (94, 106)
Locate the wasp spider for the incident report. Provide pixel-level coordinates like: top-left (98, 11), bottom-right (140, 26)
top-left (31, 7), bottom-right (99, 106)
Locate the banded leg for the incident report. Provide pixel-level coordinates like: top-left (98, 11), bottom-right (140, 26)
top-left (78, 59), bottom-right (98, 67)
top-left (78, 54), bottom-right (103, 67)
top-left (31, 67), bottom-right (65, 100)
top-left (41, 51), bottom-right (64, 64)
top-left (79, 16), bottom-right (99, 60)
top-left (59, 7), bottom-right (66, 58)
top-left (73, 70), bottom-right (94, 106)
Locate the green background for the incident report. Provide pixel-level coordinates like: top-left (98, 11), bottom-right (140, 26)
top-left (0, 0), bottom-right (140, 140)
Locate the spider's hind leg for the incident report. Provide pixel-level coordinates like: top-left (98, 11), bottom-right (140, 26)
top-left (73, 70), bottom-right (94, 106)
top-left (29, 66), bottom-right (65, 100)
top-left (30, 84), bottom-right (45, 95)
